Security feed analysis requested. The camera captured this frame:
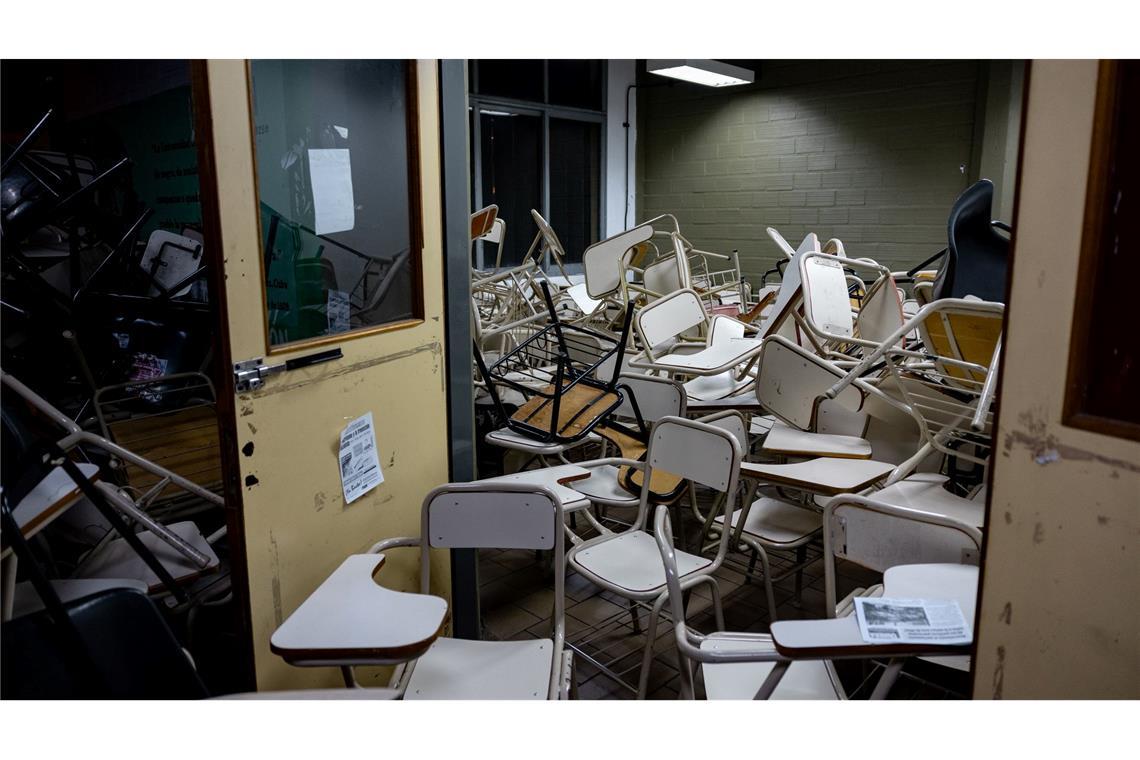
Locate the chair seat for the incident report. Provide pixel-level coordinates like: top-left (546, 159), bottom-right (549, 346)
top-left (684, 371), bottom-right (752, 401)
top-left (485, 427), bottom-right (598, 455)
top-left (873, 475), bottom-right (986, 528)
top-left (700, 635), bottom-right (842, 699)
top-left (761, 422), bottom-right (872, 460)
top-left (79, 521), bottom-right (221, 593)
top-left (570, 530), bottom-right (711, 594)
top-left (570, 464), bottom-right (640, 507)
top-left (714, 497), bottom-right (822, 546)
top-left (741, 458), bottom-right (894, 496)
top-left (404, 636), bottom-right (555, 699)
top-left (656, 337), bottom-right (763, 374)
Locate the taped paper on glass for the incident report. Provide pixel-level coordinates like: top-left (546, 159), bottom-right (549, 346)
top-left (309, 148), bottom-right (355, 235)
top-left (339, 412), bottom-right (383, 504)
top-left (854, 597), bottom-right (971, 645)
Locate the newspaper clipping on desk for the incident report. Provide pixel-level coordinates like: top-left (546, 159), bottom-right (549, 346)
top-left (854, 597), bottom-right (972, 645)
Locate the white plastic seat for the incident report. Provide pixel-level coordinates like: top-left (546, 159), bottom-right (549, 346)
top-left (78, 520), bottom-right (220, 593)
top-left (573, 530), bottom-right (711, 594)
top-left (478, 464), bottom-right (591, 514)
top-left (760, 421), bottom-right (872, 460)
top-left (12, 463), bottom-right (101, 538)
top-left (713, 496), bottom-right (821, 547)
top-left (405, 637), bottom-right (554, 700)
top-left (700, 636), bottom-right (842, 700)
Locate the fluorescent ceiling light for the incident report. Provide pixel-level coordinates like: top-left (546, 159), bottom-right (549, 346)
top-left (647, 60), bottom-right (754, 87)
top-left (479, 109), bottom-right (516, 117)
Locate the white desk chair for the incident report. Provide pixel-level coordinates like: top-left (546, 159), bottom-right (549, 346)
top-left (628, 288), bottom-right (763, 401)
top-left (569, 373), bottom-right (688, 517)
top-left (566, 416), bottom-right (743, 699)
top-left (822, 493), bottom-right (983, 673)
top-left (272, 482), bottom-right (572, 699)
top-left (653, 505), bottom-right (844, 700)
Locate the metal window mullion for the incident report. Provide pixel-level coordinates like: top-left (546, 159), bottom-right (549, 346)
top-left (542, 109), bottom-right (551, 271)
top-left (471, 105), bottom-right (484, 270)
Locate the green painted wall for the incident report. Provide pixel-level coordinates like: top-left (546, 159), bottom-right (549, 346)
top-left (637, 60), bottom-right (1000, 281)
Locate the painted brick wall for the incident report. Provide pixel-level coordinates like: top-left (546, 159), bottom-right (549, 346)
top-left (637, 61), bottom-right (982, 282)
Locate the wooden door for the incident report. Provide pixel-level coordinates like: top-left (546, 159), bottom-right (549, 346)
top-left (199, 59), bottom-right (452, 690)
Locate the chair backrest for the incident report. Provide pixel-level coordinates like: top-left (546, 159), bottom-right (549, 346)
top-left (854, 273), bottom-right (906, 346)
top-left (421, 483), bottom-right (565, 623)
top-left (583, 223), bottom-right (655, 299)
top-left (612, 373), bottom-right (686, 424)
top-left (754, 336), bottom-right (863, 431)
top-left (470, 204), bottom-right (498, 240)
top-left (635, 417), bottom-right (742, 572)
top-left (933, 179), bottom-right (1010, 303)
top-left (800, 253), bottom-right (854, 340)
top-left (641, 252), bottom-right (685, 300)
top-left (757, 231), bottom-right (817, 340)
top-left (822, 494), bottom-right (983, 617)
top-left (635, 288), bottom-right (707, 351)
top-left (530, 209), bottom-right (566, 259)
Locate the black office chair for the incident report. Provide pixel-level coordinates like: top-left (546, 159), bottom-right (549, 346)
top-left (1, 495), bottom-right (209, 699)
top-left (932, 178), bottom-right (1011, 303)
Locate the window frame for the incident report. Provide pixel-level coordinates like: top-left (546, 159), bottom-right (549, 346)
top-left (244, 59), bottom-right (425, 355)
top-left (468, 60), bottom-right (608, 272)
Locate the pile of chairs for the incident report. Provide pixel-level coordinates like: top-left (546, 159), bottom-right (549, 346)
top-left (20, 180), bottom-right (1003, 699)
top-left (249, 178), bottom-right (1008, 700)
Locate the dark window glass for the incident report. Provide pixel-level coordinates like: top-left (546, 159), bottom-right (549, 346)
top-left (479, 110), bottom-right (542, 268)
top-left (249, 59), bottom-right (421, 347)
top-left (549, 118), bottom-right (601, 261)
top-left (475, 60), bottom-right (544, 103)
top-left (548, 60), bottom-right (604, 111)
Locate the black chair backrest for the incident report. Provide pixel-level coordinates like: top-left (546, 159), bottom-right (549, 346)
top-left (1, 588), bottom-right (210, 699)
top-left (933, 179), bottom-right (1010, 303)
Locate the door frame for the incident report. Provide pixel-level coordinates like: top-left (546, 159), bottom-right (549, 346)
top-left (189, 59), bottom-right (257, 692)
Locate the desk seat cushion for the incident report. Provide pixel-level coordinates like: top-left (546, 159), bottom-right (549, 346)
top-left (404, 637), bottom-right (555, 699)
top-left (570, 530), bottom-right (710, 594)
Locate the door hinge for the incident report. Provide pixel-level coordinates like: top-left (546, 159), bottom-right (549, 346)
top-left (233, 348), bottom-right (343, 392)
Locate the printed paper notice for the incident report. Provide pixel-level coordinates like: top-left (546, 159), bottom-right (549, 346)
top-left (309, 148), bottom-right (355, 235)
top-left (339, 412), bottom-right (383, 504)
top-left (327, 289), bottom-right (351, 334)
top-left (854, 597), bottom-right (972, 645)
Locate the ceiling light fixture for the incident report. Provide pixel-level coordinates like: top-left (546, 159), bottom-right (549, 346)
top-left (646, 60), bottom-right (754, 88)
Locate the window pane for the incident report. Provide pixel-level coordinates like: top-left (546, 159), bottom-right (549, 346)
top-left (478, 110), bottom-right (542, 268)
top-left (475, 60), bottom-right (544, 103)
top-left (249, 60), bottom-right (420, 347)
top-left (548, 60), bottom-right (604, 111)
top-left (549, 118), bottom-right (601, 262)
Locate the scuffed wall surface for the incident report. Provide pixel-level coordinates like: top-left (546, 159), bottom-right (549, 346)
top-left (975, 60), bottom-right (1140, 699)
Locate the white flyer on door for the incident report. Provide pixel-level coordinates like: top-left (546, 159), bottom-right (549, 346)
top-left (854, 597), bottom-right (972, 645)
top-left (338, 412), bottom-right (383, 504)
top-left (308, 148), bottom-right (355, 235)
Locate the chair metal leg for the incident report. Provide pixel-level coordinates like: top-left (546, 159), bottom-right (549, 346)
top-left (707, 577), bottom-right (726, 632)
top-left (793, 545), bottom-right (807, 607)
top-left (636, 595), bottom-right (668, 699)
top-left (755, 546), bottom-right (779, 622)
top-left (340, 666), bottom-right (357, 688)
top-left (628, 599), bottom-right (642, 634)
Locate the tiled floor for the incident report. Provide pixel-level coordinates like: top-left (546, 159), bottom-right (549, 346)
top-left (477, 495), bottom-right (969, 700)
